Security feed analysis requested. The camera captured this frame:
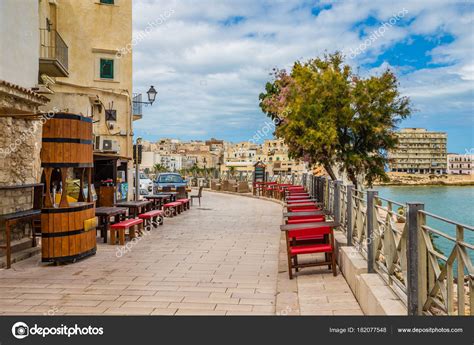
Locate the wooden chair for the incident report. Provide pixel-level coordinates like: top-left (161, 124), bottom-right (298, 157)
top-left (282, 223), bottom-right (337, 279)
top-left (176, 186), bottom-right (187, 199)
top-left (190, 186), bottom-right (203, 206)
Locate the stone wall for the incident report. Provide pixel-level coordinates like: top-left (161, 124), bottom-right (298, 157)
top-left (0, 116), bottom-right (43, 244)
top-left (0, 117), bottom-right (42, 186)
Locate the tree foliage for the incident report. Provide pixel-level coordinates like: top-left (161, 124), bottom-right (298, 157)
top-left (153, 164), bottom-right (169, 174)
top-left (259, 52), bottom-right (411, 188)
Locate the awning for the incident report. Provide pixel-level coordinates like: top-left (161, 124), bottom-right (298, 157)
top-left (93, 152), bottom-right (132, 161)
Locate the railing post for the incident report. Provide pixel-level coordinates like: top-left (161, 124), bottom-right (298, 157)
top-left (334, 181), bottom-right (342, 223)
top-left (302, 173), bottom-right (307, 188)
top-left (291, 173), bottom-right (295, 185)
top-left (366, 190), bottom-right (378, 273)
top-left (315, 177), bottom-right (319, 201)
top-left (319, 176), bottom-right (324, 209)
top-left (346, 185), bottom-right (354, 246)
top-left (407, 202), bottom-right (424, 315)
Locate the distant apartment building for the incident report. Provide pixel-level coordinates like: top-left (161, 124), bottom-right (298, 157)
top-left (388, 128), bottom-right (447, 174)
top-left (447, 153), bottom-right (473, 175)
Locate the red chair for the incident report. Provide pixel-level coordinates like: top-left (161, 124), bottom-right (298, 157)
top-left (287, 216), bottom-right (325, 224)
top-left (284, 224), bottom-right (337, 279)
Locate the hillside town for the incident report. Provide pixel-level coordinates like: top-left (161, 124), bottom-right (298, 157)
top-left (140, 138), bottom-right (305, 178)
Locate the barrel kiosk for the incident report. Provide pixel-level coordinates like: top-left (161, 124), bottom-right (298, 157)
top-left (40, 113), bottom-right (97, 263)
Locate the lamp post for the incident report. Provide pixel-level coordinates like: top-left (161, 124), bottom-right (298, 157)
top-left (135, 137), bottom-right (142, 201)
top-left (132, 86), bottom-right (157, 201)
top-left (133, 85), bottom-right (157, 106)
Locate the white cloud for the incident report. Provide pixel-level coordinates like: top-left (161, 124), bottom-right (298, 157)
top-left (131, 0), bottom-right (474, 150)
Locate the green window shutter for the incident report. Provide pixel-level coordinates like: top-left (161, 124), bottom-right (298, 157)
top-left (100, 0), bottom-right (114, 4)
top-left (100, 59), bottom-right (114, 79)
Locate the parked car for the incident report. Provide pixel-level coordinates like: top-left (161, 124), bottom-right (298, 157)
top-left (154, 173), bottom-right (187, 192)
top-left (139, 173), bottom-right (153, 193)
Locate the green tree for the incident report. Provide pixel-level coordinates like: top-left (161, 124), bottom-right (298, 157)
top-left (153, 164), bottom-right (169, 174)
top-left (259, 52), bottom-right (411, 188)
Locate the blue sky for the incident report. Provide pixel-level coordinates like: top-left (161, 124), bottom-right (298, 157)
top-left (132, 0), bottom-right (474, 153)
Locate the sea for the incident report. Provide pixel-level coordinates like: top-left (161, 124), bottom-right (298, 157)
top-left (375, 186), bottom-right (474, 262)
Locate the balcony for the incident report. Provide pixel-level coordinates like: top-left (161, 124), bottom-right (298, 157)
top-left (39, 29), bottom-right (69, 77)
top-left (132, 93), bottom-right (143, 120)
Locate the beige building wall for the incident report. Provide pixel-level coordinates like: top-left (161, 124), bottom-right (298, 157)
top-left (37, 0), bottom-right (135, 199)
top-left (0, 0), bottom-right (39, 89)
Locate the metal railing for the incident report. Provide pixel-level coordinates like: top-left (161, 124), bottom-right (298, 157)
top-left (417, 211), bottom-right (473, 315)
top-left (310, 175), bottom-right (472, 316)
top-left (373, 195), bottom-right (409, 303)
top-left (132, 94), bottom-right (143, 117)
top-left (39, 28), bottom-right (68, 71)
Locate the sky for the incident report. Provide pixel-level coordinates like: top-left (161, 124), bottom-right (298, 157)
top-left (132, 0), bottom-right (474, 153)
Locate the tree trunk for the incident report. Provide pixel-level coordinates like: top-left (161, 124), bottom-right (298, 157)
top-left (323, 163), bottom-right (337, 181)
top-left (347, 168), bottom-right (358, 190)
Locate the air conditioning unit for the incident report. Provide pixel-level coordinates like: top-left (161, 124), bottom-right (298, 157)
top-left (95, 136), bottom-right (120, 153)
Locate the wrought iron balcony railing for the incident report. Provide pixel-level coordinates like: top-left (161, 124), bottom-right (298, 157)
top-left (39, 28), bottom-right (69, 77)
top-left (132, 93), bottom-right (143, 120)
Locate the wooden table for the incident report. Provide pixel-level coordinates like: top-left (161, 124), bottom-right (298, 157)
top-left (0, 209), bottom-right (41, 269)
top-left (283, 210), bottom-right (328, 218)
top-left (155, 192), bottom-right (177, 202)
top-left (95, 207), bottom-right (128, 243)
top-left (115, 200), bottom-right (152, 219)
top-left (280, 221), bottom-right (340, 231)
top-left (284, 202), bottom-right (322, 209)
top-left (143, 195), bottom-right (172, 209)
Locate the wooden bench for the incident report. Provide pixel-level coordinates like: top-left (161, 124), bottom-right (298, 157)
top-left (138, 210), bottom-right (164, 229)
top-left (110, 218), bottom-right (144, 245)
top-left (0, 209), bottom-right (41, 269)
top-left (163, 201), bottom-right (183, 217)
top-left (176, 198), bottom-right (190, 211)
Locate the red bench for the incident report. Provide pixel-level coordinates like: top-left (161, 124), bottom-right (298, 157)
top-left (110, 218), bottom-right (144, 245)
top-left (282, 224), bottom-right (337, 279)
top-left (139, 210), bottom-right (164, 229)
top-left (163, 201), bottom-right (183, 217)
top-left (176, 198), bottom-right (191, 211)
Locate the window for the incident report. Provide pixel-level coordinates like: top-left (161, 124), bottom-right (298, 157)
top-left (100, 0), bottom-right (114, 4)
top-left (100, 58), bottom-right (114, 79)
top-left (105, 109), bottom-right (117, 121)
top-left (157, 174), bottom-right (183, 183)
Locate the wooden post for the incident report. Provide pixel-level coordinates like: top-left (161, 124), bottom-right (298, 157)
top-left (366, 190), bottom-right (378, 273)
top-left (5, 221), bottom-right (11, 269)
top-left (346, 185), bottom-right (354, 246)
top-left (456, 225), bottom-right (465, 315)
top-left (407, 202), bottom-right (424, 316)
top-left (334, 181), bottom-right (342, 223)
top-left (417, 209), bottom-right (428, 315)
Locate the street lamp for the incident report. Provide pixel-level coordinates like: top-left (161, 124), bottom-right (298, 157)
top-left (146, 86), bottom-right (157, 105)
top-left (133, 85), bottom-right (157, 106)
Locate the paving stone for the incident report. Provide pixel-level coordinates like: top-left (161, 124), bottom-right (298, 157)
top-left (0, 192), bottom-right (362, 316)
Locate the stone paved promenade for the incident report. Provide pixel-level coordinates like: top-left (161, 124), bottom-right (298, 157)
top-left (0, 191), bottom-right (362, 315)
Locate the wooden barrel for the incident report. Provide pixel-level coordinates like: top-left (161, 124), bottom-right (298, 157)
top-left (41, 202), bottom-right (97, 263)
top-left (41, 113), bottom-right (93, 168)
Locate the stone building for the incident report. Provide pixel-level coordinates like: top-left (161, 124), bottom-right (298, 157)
top-left (36, 0), bottom-right (136, 200)
top-left (388, 128), bottom-right (447, 174)
top-left (447, 153), bottom-right (473, 175)
top-left (0, 1), bottom-right (49, 249)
